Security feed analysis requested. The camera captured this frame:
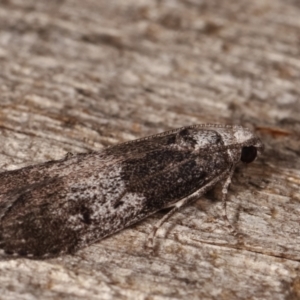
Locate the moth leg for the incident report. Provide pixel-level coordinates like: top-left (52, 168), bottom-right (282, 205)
top-left (147, 205), bottom-right (180, 248)
top-left (147, 170), bottom-right (230, 247)
top-left (221, 168), bottom-right (238, 235)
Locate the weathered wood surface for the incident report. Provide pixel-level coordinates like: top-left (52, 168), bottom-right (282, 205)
top-left (0, 0), bottom-right (300, 299)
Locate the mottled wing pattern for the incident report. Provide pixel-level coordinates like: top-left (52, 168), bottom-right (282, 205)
top-left (0, 127), bottom-right (231, 257)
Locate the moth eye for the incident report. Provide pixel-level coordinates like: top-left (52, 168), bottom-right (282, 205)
top-left (241, 146), bottom-right (257, 163)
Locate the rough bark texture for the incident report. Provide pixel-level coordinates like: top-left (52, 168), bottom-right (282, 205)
top-left (0, 0), bottom-right (300, 299)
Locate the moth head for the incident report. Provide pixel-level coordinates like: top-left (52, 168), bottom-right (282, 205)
top-left (233, 127), bottom-right (263, 164)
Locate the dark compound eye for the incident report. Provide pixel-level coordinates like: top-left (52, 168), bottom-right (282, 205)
top-left (241, 146), bottom-right (257, 163)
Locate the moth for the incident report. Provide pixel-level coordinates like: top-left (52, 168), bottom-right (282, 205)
top-left (0, 124), bottom-right (263, 258)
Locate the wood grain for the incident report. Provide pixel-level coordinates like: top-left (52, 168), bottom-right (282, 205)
top-left (0, 0), bottom-right (300, 299)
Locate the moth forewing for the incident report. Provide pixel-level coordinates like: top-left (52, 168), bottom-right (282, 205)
top-left (0, 124), bottom-right (262, 258)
